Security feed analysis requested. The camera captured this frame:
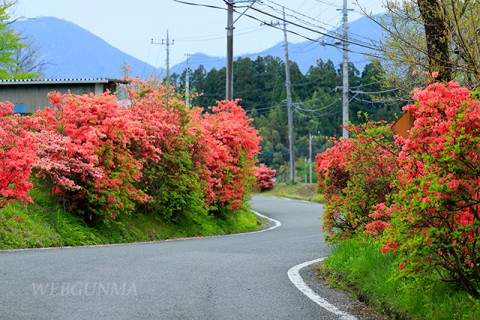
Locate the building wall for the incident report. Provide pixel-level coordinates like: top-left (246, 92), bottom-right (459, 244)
top-left (0, 82), bottom-right (109, 113)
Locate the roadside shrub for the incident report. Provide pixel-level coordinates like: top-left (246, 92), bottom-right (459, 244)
top-left (381, 81), bottom-right (480, 297)
top-left (125, 78), bottom-right (207, 221)
top-left (200, 99), bottom-right (262, 213)
top-left (31, 91), bottom-right (147, 221)
top-left (254, 164), bottom-right (276, 191)
top-left (316, 121), bottom-right (399, 242)
top-left (316, 82), bottom-right (479, 297)
top-left (29, 80), bottom-right (262, 222)
top-left (0, 102), bottom-right (37, 207)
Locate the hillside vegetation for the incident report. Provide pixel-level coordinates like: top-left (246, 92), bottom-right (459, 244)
top-left (0, 78), bottom-right (267, 249)
top-left (259, 182), bottom-right (323, 203)
top-left (0, 187), bottom-right (262, 250)
top-left (314, 82), bottom-right (479, 318)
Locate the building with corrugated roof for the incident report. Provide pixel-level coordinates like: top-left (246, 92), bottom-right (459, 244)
top-left (0, 78), bottom-right (124, 113)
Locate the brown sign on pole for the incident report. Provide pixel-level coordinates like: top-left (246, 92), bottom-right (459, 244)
top-left (392, 111), bottom-right (414, 138)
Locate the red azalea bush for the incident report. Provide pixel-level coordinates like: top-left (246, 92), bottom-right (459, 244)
top-left (254, 164), bottom-right (276, 191)
top-left (22, 79), bottom-right (262, 222)
top-left (316, 81), bottom-right (479, 297)
top-left (0, 102), bottom-right (37, 207)
top-left (380, 81), bottom-right (480, 297)
top-left (124, 80), bottom-right (262, 217)
top-left (200, 100), bottom-right (262, 213)
top-left (124, 78), bottom-right (207, 221)
top-left (316, 121), bottom-right (399, 242)
top-left (31, 91), bottom-right (148, 220)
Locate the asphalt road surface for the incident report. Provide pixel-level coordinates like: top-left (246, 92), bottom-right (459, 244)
top-left (0, 196), bottom-right (359, 320)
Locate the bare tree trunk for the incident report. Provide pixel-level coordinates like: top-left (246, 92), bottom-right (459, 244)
top-left (417, 0), bottom-right (453, 82)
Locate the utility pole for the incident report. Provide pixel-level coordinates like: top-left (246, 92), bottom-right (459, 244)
top-left (225, 0), bottom-right (258, 100)
top-left (185, 53), bottom-right (191, 107)
top-left (304, 157), bottom-right (307, 183)
top-left (151, 30), bottom-right (174, 87)
top-left (259, 8), bottom-right (295, 181)
top-left (309, 133), bottom-right (313, 184)
top-left (341, 0), bottom-right (350, 138)
top-left (282, 7), bottom-right (295, 182)
top-left (226, 2), bottom-right (234, 100)
top-left (260, 8), bottom-right (294, 181)
top-left (163, 30), bottom-right (174, 87)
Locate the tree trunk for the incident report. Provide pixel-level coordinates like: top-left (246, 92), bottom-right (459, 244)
top-left (417, 0), bottom-right (453, 82)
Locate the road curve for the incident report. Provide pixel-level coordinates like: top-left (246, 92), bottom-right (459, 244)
top-left (0, 196), bottom-right (353, 320)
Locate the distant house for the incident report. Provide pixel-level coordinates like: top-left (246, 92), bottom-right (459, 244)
top-left (0, 78), bottom-right (125, 114)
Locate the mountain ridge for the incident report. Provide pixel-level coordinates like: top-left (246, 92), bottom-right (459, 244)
top-left (171, 15), bottom-right (382, 75)
top-left (11, 16), bottom-right (382, 79)
top-left (12, 17), bottom-right (160, 79)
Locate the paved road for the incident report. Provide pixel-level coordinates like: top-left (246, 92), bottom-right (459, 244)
top-left (0, 196), bottom-right (344, 320)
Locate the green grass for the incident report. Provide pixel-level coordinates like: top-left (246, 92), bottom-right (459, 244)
top-left (0, 188), bottom-right (265, 250)
top-left (318, 238), bottom-right (480, 320)
top-left (259, 182), bottom-right (324, 203)
top-left (259, 182), bottom-right (480, 319)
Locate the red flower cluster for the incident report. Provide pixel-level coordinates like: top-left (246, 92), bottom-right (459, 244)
top-left (382, 81), bottom-right (480, 296)
top-left (0, 102), bottom-right (38, 207)
top-left (0, 78), bottom-right (262, 222)
top-left (30, 91), bottom-right (147, 219)
top-left (254, 164), bottom-right (276, 191)
top-left (316, 122), bottom-right (398, 241)
top-left (315, 81), bottom-right (479, 297)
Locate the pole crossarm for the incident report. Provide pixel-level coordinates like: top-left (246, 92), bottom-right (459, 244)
top-left (226, 0), bottom-right (260, 29)
top-left (225, 0), bottom-right (258, 101)
top-left (151, 30), bottom-right (174, 87)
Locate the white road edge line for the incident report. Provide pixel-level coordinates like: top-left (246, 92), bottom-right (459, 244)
top-left (288, 258), bottom-right (358, 320)
top-left (237, 211), bottom-right (281, 235)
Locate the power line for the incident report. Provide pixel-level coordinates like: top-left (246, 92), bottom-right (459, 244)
top-left (265, 0), bottom-right (378, 50)
top-left (175, 27), bottom-right (262, 42)
top-left (293, 106), bottom-right (342, 118)
top-left (351, 88), bottom-right (399, 95)
top-left (312, 0), bottom-right (341, 9)
top-left (251, 12), bottom-right (382, 59)
top-left (175, 0), bottom-right (383, 56)
top-left (173, 0), bottom-right (225, 11)
top-left (351, 96), bottom-right (412, 104)
top-left (267, 0), bottom-right (339, 32)
top-left (244, 9), bottom-right (383, 58)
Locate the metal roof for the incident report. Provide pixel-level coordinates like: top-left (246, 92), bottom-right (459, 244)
top-left (0, 78), bottom-right (124, 85)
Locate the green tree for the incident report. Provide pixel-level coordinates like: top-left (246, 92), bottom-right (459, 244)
top-left (181, 55), bottom-right (290, 114)
top-left (172, 54), bottom-right (405, 178)
top-left (365, 0), bottom-right (480, 88)
top-left (197, 67), bottom-right (225, 108)
top-left (0, 1), bottom-right (40, 79)
top-left (9, 35), bottom-right (46, 78)
top-left (350, 60), bottom-right (405, 124)
top-left (297, 59), bottom-right (344, 138)
top-left (305, 59), bottom-right (339, 96)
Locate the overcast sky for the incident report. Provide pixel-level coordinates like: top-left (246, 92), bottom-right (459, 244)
top-left (12, 0), bottom-right (385, 69)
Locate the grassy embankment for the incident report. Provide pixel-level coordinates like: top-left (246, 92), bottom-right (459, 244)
top-left (257, 182), bottom-right (323, 202)
top-left (321, 238), bottom-right (480, 320)
top-left (0, 187), bottom-right (264, 250)
top-left (262, 182), bottom-right (480, 320)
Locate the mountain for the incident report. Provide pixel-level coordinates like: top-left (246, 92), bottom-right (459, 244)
top-left (10, 16), bottom-right (382, 79)
top-left (172, 15), bottom-right (383, 75)
top-left (286, 15), bottom-right (382, 73)
top-left (171, 52), bottom-right (225, 74)
top-left (11, 17), bottom-right (160, 79)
